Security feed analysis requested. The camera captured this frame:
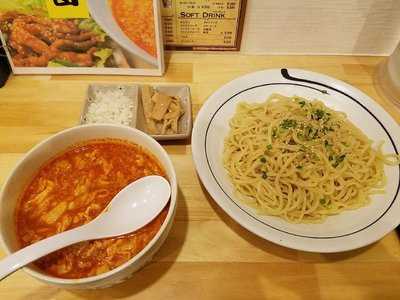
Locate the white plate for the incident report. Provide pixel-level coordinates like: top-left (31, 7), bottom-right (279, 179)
top-left (192, 69), bottom-right (400, 253)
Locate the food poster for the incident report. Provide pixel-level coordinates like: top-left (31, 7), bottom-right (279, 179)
top-left (161, 0), bottom-right (246, 50)
top-left (0, 0), bottom-right (165, 75)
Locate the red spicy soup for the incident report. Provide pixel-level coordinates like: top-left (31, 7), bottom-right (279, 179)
top-left (110, 0), bottom-right (157, 57)
top-left (15, 139), bottom-right (169, 279)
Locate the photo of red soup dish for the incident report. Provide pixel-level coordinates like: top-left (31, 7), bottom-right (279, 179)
top-left (110, 0), bottom-right (157, 57)
top-left (15, 139), bottom-right (169, 279)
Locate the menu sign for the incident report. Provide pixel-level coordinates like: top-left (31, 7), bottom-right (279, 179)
top-left (0, 0), bottom-right (165, 76)
top-left (46, 0), bottom-right (89, 19)
top-left (161, 0), bottom-right (246, 50)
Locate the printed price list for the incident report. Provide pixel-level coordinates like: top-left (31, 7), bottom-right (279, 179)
top-left (161, 0), bottom-right (243, 49)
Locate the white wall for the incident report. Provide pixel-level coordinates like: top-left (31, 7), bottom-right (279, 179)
top-left (240, 0), bottom-right (400, 55)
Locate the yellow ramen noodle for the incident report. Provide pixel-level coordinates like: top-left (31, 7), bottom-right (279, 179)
top-left (223, 94), bottom-right (399, 223)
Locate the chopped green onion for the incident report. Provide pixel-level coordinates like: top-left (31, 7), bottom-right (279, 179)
top-left (333, 154), bottom-right (346, 167)
top-left (272, 128), bottom-right (278, 138)
top-left (312, 109), bottom-right (325, 120)
top-left (266, 144), bottom-right (273, 150)
top-left (260, 157), bottom-right (267, 163)
top-left (312, 129), bottom-right (319, 139)
top-left (280, 119), bottom-right (297, 129)
top-left (304, 125), bottom-right (319, 140)
top-left (322, 126), bottom-right (333, 134)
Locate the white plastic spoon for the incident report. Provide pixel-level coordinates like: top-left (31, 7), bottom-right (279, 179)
top-left (0, 175), bottom-right (170, 281)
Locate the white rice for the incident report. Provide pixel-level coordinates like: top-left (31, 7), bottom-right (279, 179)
top-left (84, 88), bottom-right (133, 126)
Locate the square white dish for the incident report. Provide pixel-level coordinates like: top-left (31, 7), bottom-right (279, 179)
top-left (80, 84), bottom-right (139, 127)
top-left (136, 84), bottom-right (192, 140)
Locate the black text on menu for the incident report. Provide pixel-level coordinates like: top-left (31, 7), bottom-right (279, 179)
top-left (53, 0), bottom-right (79, 6)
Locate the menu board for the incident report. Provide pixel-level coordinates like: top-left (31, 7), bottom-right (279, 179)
top-left (0, 0), bottom-right (165, 76)
top-left (161, 0), bottom-right (246, 50)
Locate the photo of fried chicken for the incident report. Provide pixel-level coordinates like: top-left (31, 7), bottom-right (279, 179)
top-left (0, 12), bottom-right (101, 67)
top-left (0, 1), bottom-right (159, 70)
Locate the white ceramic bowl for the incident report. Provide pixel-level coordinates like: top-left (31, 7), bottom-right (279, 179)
top-left (0, 124), bottom-right (177, 289)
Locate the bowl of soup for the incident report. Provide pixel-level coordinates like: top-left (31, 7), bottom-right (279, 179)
top-left (87, 0), bottom-right (159, 67)
top-left (0, 124), bottom-right (177, 289)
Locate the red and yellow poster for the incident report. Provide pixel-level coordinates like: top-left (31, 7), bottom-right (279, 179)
top-left (0, 0), bottom-right (165, 75)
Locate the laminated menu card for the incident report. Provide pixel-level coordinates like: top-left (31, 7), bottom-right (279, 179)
top-left (0, 0), bottom-right (165, 76)
top-left (161, 0), bottom-right (246, 51)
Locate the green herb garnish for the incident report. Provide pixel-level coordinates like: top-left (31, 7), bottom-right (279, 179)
top-left (312, 129), bottom-right (319, 139)
top-left (333, 154), bottom-right (346, 167)
top-left (312, 109), bottom-right (325, 120)
top-left (266, 144), bottom-right (272, 150)
top-left (261, 172), bottom-right (268, 179)
top-left (322, 126), bottom-right (333, 134)
top-left (296, 165), bottom-right (303, 170)
top-left (298, 100), bottom-right (306, 107)
top-left (280, 119), bottom-right (297, 129)
top-left (260, 157), bottom-right (267, 163)
top-left (272, 128), bottom-right (278, 138)
top-left (304, 125), bottom-right (319, 140)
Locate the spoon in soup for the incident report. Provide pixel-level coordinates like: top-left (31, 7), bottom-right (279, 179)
top-left (0, 175), bottom-right (171, 281)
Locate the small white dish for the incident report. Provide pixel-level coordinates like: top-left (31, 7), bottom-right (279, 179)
top-left (81, 84), bottom-right (192, 141)
top-left (81, 84), bottom-right (139, 127)
top-left (136, 84), bottom-right (192, 140)
top-left (192, 68), bottom-right (400, 253)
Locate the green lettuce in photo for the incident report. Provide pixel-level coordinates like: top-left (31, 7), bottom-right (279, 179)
top-left (48, 59), bottom-right (80, 68)
top-left (0, 0), bottom-right (47, 14)
top-left (78, 19), bottom-right (107, 42)
top-left (94, 48), bottom-right (113, 67)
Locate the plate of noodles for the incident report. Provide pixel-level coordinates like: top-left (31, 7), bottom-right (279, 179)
top-left (192, 68), bottom-right (400, 253)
